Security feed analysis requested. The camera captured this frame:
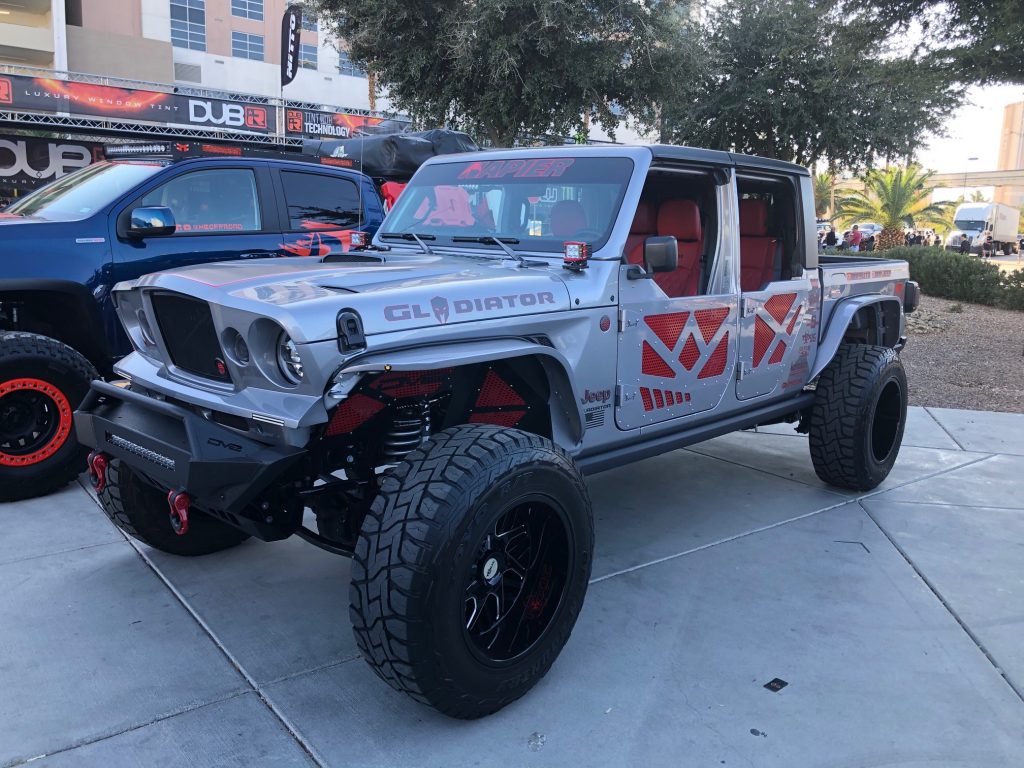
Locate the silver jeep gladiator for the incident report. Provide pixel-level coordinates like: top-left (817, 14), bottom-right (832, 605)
top-left (75, 145), bottom-right (920, 719)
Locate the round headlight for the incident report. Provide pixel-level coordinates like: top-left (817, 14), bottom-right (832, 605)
top-left (230, 330), bottom-right (249, 365)
top-left (277, 332), bottom-right (303, 384)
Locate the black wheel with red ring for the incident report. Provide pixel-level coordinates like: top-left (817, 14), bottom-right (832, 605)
top-left (0, 332), bottom-right (97, 502)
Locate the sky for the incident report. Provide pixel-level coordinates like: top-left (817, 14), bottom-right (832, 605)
top-left (917, 82), bottom-right (1024, 201)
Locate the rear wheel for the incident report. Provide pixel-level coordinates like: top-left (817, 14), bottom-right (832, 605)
top-left (0, 332), bottom-right (97, 502)
top-left (809, 344), bottom-right (907, 491)
top-left (349, 424), bottom-right (593, 718)
top-left (98, 459), bottom-right (249, 556)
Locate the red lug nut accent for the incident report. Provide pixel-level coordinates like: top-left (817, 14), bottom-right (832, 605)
top-left (167, 490), bottom-right (191, 536)
top-left (88, 451), bottom-right (109, 493)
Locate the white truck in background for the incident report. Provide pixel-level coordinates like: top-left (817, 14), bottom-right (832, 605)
top-left (945, 202), bottom-right (1021, 254)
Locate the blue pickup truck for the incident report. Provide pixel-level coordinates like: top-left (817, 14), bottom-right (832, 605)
top-left (0, 148), bottom-right (385, 501)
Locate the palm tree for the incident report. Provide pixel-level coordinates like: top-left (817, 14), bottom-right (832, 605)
top-left (813, 172), bottom-right (835, 218)
top-left (836, 165), bottom-right (952, 251)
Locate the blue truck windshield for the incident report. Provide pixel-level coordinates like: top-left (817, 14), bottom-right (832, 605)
top-left (381, 156), bottom-right (634, 253)
top-left (6, 161), bottom-right (165, 222)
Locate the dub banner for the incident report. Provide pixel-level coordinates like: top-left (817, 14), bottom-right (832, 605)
top-left (0, 74), bottom-right (276, 134)
top-left (0, 135), bottom-right (104, 190)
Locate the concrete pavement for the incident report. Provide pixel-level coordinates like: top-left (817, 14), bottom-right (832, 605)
top-left (1, 406), bottom-right (1022, 767)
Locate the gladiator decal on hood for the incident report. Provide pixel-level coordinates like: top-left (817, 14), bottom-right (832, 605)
top-left (384, 291), bottom-right (558, 323)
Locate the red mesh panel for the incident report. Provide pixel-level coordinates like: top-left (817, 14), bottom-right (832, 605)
top-left (698, 332), bottom-right (730, 379)
top-left (325, 393), bottom-right (385, 436)
top-left (764, 293), bottom-right (797, 324)
top-left (786, 304), bottom-right (802, 335)
top-left (753, 316), bottom-right (774, 367)
top-left (642, 341), bottom-right (676, 378)
top-left (475, 370), bottom-right (526, 407)
top-left (665, 391), bottom-right (675, 406)
top-left (768, 340), bottom-right (787, 365)
top-left (684, 392), bottom-right (691, 402)
top-left (678, 334), bottom-right (700, 371)
top-left (640, 387), bottom-right (654, 411)
top-left (653, 389), bottom-right (665, 408)
top-left (694, 307), bottom-right (729, 344)
top-left (469, 411), bottom-right (525, 427)
top-left (371, 368), bottom-right (453, 399)
top-left (644, 312), bottom-right (690, 350)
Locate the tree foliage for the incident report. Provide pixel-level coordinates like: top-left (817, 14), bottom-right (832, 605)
top-left (855, 0), bottom-right (1024, 85)
top-left (813, 172), bottom-right (835, 218)
top-left (661, 0), bottom-right (963, 169)
top-left (309, 0), bottom-right (683, 147)
top-left (836, 165), bottom-right (953, 250)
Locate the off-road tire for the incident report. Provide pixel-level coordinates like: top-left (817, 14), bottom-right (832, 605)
top-left (0, 332), bottom-right (97, 502)
top-left (809, 344), bottom-right (907, 491)
top-left (350, 424), bottom-right (594, 719)
top-left (98, 459), bottom-right (249, 556)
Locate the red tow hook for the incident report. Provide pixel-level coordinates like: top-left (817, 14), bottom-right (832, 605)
top-left (87, 451), bottom-right (109, 493)
top-left (167, 490), bottom-right (191, 536)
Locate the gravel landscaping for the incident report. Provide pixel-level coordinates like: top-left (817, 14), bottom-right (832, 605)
top-left (902, 294), bottom-right (1024, 414)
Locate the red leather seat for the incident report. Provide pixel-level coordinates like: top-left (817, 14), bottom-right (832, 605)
top-left (654, 199), bottom-right (702, 297)
top-left (625, 200), bottom-right (658, 266)
top-left (550, 200), bottom-right (588, 238)
top-left (739, 199), bottom-right (779, 292)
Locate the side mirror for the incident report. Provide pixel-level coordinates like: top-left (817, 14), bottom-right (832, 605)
top-left (644, 235), bottom-right (678, 274)
top-left (129, 206), bottom-right (176, 238)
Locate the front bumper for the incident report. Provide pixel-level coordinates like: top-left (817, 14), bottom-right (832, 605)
top-left (74, 381), bottom-right (306, 537)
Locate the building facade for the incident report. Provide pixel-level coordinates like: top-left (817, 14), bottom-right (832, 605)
top-left (994, 101), bottom-right (1023, 210)
top-left (0, 0), bottom-right (377, 111)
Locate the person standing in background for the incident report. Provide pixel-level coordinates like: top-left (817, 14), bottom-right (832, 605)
top-left (848, 224), bottom-right (863, 253)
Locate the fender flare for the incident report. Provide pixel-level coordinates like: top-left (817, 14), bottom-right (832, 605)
top-left (333, 337), bottom-right (584, 448)
top-left (811, 295), bottom-right (903, 380)
top-left (0, 279), bottom-right (111, 366)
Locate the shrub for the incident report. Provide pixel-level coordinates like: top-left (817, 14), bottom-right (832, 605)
top-left (999, 267), bottom-right (1024, 311)
top-left (878, 246), bottom-right (1003, 305)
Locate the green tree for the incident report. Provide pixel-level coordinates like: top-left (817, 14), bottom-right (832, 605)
top-left (309, 0), bottom-right (684, 146)
top-left (836, 165), bottom-right (953, 251)
top-left (661, 0), bottom-right (963, 169)
top-left (856, 0), bottom-right (1024, 85)
top-left (814, 172), bottom-right (835, 218)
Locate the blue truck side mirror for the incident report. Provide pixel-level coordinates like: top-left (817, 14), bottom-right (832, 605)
top-left (129, 206), bottom-right (176, 238)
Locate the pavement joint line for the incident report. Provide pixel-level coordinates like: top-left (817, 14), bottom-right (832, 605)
top-left (923, 406), bottom-right (967, 451)
top-left (262, 653), bottom-right (363, 689)
top-left (0, 539), bottom-right (119, 568)
top-left (681, 446), bottom-right (848, 497)
top-left (122, 537), bottom-right (331, 768)
top-left (0, 692), bottom-right (251, 768)
top-left (860, 498), bottom-right (1024, 513)
top-left (589, 452), bottom-right (997, 585)
top-left (857, 500), bottom-right (1024, 706)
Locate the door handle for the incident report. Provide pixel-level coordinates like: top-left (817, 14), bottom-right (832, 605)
top-left (240, 250), bottom-right (278, 259)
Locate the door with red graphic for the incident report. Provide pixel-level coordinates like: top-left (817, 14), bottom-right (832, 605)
top-left (616, 288), bottom-right (739, 430)
top-left (735, 277), bottom-right (813, 400)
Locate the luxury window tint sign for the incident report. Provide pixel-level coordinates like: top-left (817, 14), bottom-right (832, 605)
top-left (0, 75), bottom-right (276, 134)
top-left (281, 4), bottom-right (303, 86)
top-left (0, 136), bottom-right (103, 190)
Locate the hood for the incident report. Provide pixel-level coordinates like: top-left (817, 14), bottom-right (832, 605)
top-left (122, 252), bottom-right (572, 342)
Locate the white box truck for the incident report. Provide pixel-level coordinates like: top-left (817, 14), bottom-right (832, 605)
top-left (945, 202), bottom-right (1021, 254)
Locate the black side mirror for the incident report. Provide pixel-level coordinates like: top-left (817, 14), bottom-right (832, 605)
top-left (128, 206), bottom-right (176, 238)
top-left (644, 235), bottom-right (678, 274)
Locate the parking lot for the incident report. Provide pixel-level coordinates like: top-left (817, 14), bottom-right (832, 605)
top-left (2, 405), bottom-right (1022, 767)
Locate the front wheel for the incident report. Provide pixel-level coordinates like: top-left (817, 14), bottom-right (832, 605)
top-left (809, 344), bottom-right (907, 491)
top-left (0, 332), bottom-right (97, 502)
top-left (349, 425), bottom-right (594, 719)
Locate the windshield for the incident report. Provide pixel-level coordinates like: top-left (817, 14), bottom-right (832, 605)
top-left (6, 161), bottom-right (164, 222)
top-left (380, 156), bottom-right (634, 253)
top-left (953, 219), bottom-right (986, 232)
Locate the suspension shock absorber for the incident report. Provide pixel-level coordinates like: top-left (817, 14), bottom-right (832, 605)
top-left (381, 400), bottom-right (433, 462)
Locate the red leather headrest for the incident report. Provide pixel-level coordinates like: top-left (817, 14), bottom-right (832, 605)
top-left (739, 199), bottom-right (769, 236)
top-left (657, 199), bottom-right (701, 242)
top-left (550, 200), bottom-right (588, 238)
top-left (630, 200), bottom-right (657, 234)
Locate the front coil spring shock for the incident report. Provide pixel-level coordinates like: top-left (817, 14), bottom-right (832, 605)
top-left (381, 401), bottom-right (433, 462)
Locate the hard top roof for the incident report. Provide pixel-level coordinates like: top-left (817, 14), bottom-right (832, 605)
top-left (419, 143), bottom-right (809, 176)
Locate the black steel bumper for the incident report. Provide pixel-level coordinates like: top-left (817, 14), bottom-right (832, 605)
top-left (74, 381), bottom-right (306, 533)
